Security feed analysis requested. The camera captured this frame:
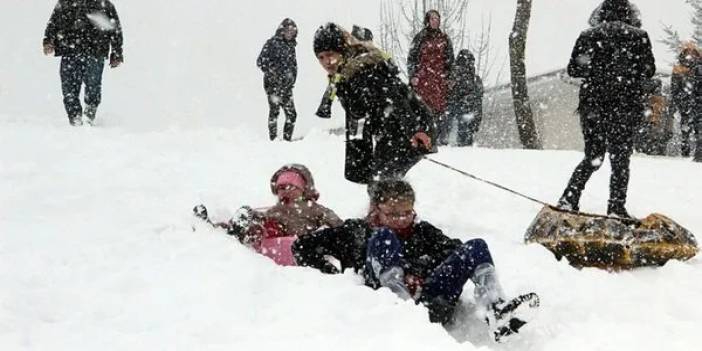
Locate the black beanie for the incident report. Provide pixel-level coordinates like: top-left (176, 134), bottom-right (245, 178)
top-left (314, 23), bottom-right (346, 55)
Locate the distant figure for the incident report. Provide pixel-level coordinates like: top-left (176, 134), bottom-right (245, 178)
top-left (313, 23), bottom-right (434, 184)
top-left (634, 77), bottom-right (673, 156)
top-left (43, 0), bottom-right (124, 126)
top-left (447, 50), bottom-right (483, 146)
top-left (408, 10), bottom-right (454, 145)
top-left (670, 41), bottom-right (702, 158)
top-left (257, 19), bottom-right (298, 141)
top-left (558, 0), bottom-right (656, 218)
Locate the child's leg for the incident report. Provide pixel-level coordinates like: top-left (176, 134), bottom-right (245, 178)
top-left (422, 238), bottom-right (494, 304)
top-left (364, 228), bottom-right (411, 299)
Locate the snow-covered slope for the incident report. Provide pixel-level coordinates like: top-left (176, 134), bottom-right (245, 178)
top-left (2, 120), bottom-right (701, 351)
top-left (1, 1), bottom-right (701, 350)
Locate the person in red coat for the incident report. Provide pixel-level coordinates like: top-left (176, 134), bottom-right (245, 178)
top-left (407, 10), bottom-right (454, 145)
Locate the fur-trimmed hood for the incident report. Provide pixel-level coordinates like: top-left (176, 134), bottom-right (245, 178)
top-left (588, 0), bottom-right (642, 28)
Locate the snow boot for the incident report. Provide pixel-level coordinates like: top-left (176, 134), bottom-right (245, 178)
top-left (472, 263), bottom-right (539, 342)
top-left (556, 196), bottom-right (579, 212)
top-left (69, 115), bottom-right (83, 126)
top-left (84, 105), bottom-right (97, 126)
top-left (607, 202), bottom-right (634, 220)
top-left (489, 293), bottom-right (540, 343)
top-left (377, 266), bottom-right (412, 300)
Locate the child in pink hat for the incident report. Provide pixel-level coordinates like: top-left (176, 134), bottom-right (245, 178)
top-left (197, 164), bottom-right (342, 266)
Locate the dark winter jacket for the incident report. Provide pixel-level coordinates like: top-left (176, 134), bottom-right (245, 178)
top-left (43, 0), bottom-right (123, 61)
top-left (568, 0), bottom-right (655, 121)
top-left (257, 18), bottom-right (298, 93)
top-left (448, 50), bottom-right (483, 127)
top-left (292, 219), bottom-right (462, 286)
top-left (335, 45), bottom-right (435, 183)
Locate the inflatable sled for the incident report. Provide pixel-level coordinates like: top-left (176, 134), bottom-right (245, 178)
top-left (525, 206), bottom-right (699, 270)
top-left (256, 236), bottom-right (297, 266)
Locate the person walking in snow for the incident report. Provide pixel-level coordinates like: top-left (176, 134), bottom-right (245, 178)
top-left (557, 0), bottom-right (656, 218)
top-left (670, 41), bottom-right (702, 159)
top-left (43, 0), bottom-right (124, 126)
top-left (408, 10), bottom-right (454, 145)
top-left (313, 23), bottom-right (434, 184)
top-left (195, 164), bottom-right (342, 265)
top-left (292, 179), bottom-right (539, 342)
top-left (447, 49), bottom-right (483, 147)
top-left (257, 19), bottom-right (299, 141)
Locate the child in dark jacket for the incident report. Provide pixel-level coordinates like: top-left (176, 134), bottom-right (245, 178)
top-left (292, 180), bottom-right (538, 342)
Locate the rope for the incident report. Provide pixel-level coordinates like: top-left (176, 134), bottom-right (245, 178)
top-left (422, 156), bottom-right (639, 223)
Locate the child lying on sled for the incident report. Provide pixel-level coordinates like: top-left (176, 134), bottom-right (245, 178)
top-left (195, 164), bottom-right (342, 265)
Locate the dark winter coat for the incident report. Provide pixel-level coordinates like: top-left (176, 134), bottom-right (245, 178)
top-left (568, 1), bottom-right (655, 123)
top-left (43, 0), bottom-right (123, 61)
top-left (407, 28), bottom-right (454, 114)
top-left (292, 219), bottom-right (462, 285)
top-left (448, 51), bottom-right (483, 130)
top-left (257, 18), bottom-right (298, 94)
top-left (335, 45), bottom-right (435, 184)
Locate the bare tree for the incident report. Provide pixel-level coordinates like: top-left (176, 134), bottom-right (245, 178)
top-left (660, 0), bottom-right (702, 53)
top-left (379, 0), bottom-right (498, 78)
top-left (508, 0), bottom-right (541, 149)
top-left (660, 24), bottom-right (683, 53)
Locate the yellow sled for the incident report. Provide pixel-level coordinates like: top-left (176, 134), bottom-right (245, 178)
top-left (525, 206), bottom-right (699, 270)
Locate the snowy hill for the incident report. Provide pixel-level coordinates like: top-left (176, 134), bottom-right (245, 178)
top-left (1, 1), bottom-right (702, 350)
top-left (2, 121), bottom-right (702, 350)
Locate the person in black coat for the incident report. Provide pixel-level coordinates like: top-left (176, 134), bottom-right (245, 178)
top-left (557, 0), bottom-right (656, 218)
top-left (257, 18), bottom-right (298, 141)
top-left (313, 23), bottom-right (434, 184)
top-left (292, 180), bottom-right (539, 341)
top-left (43, 0), bottom-right (124, 126)
top-left (447, 50), bottom-right (484, 146)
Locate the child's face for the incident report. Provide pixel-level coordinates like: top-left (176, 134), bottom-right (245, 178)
top-left (377, 198), bottom-right (416, 231)
top-left (276, 184), bottom-right (304, 203)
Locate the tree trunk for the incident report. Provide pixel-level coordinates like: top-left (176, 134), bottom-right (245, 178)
top-left (509, 0), bottom-right (541, 149)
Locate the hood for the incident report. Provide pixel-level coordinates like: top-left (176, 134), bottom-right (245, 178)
top-left (423, 10), bottom-right (441, 28)
top-left (270, 164), bottom-right (319, 201)
top-left (588, 0), bottom-right (641, 28)
top-left (678, 41), bottom-right (701, 63)
top-left (275, 18), bottom-right (298, 41)
top-left (455, 49), bottom-right (475, 68)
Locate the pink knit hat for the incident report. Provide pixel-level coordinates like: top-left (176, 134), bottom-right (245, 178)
top-left (274, 170), bottom-right (306, 190)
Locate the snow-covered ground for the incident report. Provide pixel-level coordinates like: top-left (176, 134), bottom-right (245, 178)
top-left (2, 117), bottom-right (701, 351)
top-left (1, 1), bottom-right (701, 350)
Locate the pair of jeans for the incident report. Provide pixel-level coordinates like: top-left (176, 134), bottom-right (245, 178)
top-left (266, 86), bottom-right (297, 141)
top-left (560, 107), bottom-right (638, 209)
top-left (364, 228), bottom-right (494, 306)
top-left (60, 55), bottom-right (105, 121)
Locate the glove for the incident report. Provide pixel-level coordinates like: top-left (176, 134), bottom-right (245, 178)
top-left (109, 53), bottom-right (123, 68)
top-left (193, 204), bottom-right (209, 221)
top-left (43, 42), bottom-right (55, 56)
